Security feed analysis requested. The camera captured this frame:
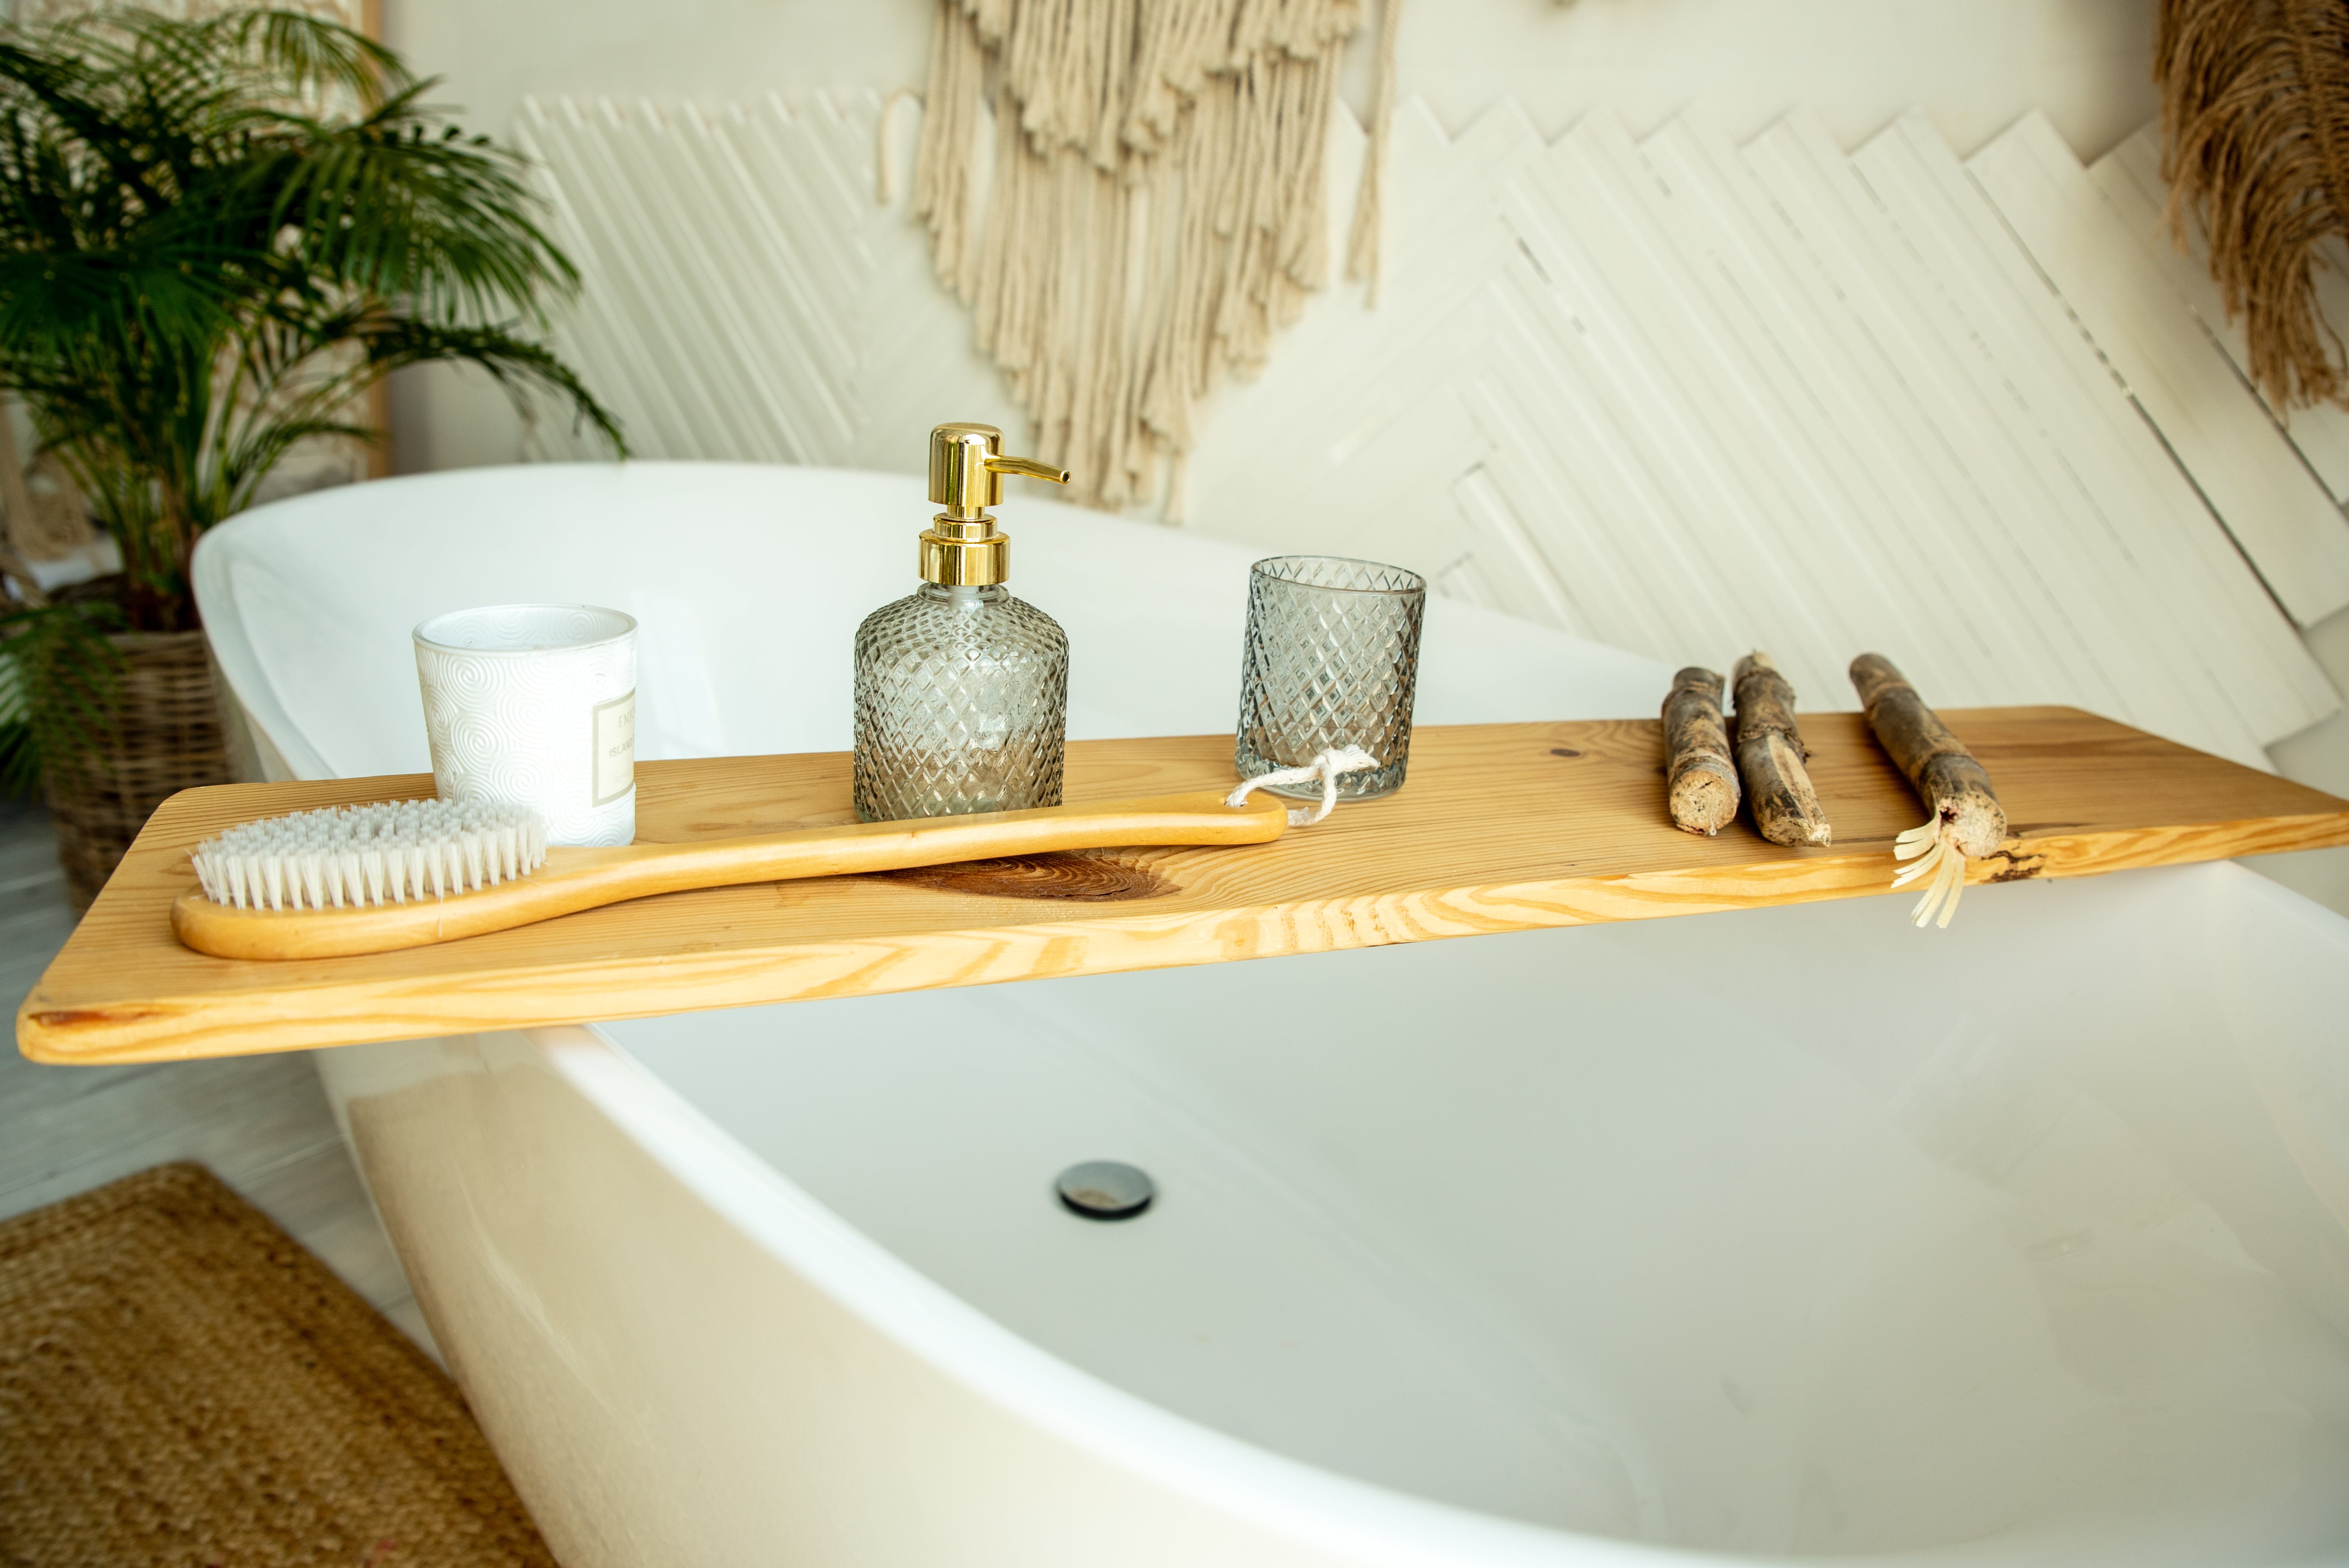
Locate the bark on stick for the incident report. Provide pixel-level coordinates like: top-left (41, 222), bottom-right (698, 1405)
top-left (1731, 652), bottom-right (1831, 846)
top-left (1849, 653), bottom-right (2007, 857)
top-left (1662, 667), bottom-right (1739, 835)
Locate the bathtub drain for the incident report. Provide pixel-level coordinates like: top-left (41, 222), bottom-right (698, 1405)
top-left (1056, 1162), bottom-right (1154, 1220)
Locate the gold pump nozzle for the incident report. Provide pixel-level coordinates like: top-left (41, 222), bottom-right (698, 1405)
top-left (920, 423), bottom-right (1069, 586)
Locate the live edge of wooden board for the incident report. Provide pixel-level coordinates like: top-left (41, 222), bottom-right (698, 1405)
top-left (19, 710), bottom-right (2349, 1066)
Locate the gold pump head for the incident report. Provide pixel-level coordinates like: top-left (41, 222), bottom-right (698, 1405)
top-left (920, 422), bottom-right (1069, 586)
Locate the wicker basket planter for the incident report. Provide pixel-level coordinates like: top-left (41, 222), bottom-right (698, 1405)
top-left (45, 629), bottom-right (230, 910)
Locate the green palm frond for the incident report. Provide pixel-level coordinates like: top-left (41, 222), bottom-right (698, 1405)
top-left (252, 90), bottom-right (579, 323)
top-left (352, 315), bottom-right (621, 442)
top-left (0, 236), bottom-right (253, 362)
top-left (0, 4), bottom-right (621, 792)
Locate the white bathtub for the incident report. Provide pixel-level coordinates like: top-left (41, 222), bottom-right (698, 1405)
top-left (196, 463), bottom-right (2349, 1567)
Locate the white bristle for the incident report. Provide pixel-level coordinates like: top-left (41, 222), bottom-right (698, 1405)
top-left (189, 799), bottom-right (551, 911)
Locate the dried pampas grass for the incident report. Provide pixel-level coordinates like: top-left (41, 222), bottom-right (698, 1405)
top-left (2158, 0), bottom-right (2349, 409)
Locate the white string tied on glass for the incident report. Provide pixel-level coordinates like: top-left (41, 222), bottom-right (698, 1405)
top-left (1224, 745), bottom-right (1380, 827)
top-left (1891, 814), bottom-right (1968, 929)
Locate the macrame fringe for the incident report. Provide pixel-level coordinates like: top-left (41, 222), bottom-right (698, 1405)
top-left (2158, 0), bottom-right (2349, 410)
top-left (1343, 0), bottom-right (1400, 303)
top-left (912, 0), bottom-right (1380, 514)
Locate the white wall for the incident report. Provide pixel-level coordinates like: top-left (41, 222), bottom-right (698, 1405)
top-left (1392, 0), bottom-right (2158, 159)
top-left (379, 0), bottom-right (2159, 475)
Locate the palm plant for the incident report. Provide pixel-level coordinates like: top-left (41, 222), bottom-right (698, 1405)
top-left (0, 4), bottom-right (621, 795)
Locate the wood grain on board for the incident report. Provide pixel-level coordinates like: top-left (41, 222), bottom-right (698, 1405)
top-left (21, 710), bottom-right (2349, 1065)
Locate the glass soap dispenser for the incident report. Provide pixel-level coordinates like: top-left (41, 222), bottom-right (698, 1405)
top-left (852, 423), bottom-right (1072, 821)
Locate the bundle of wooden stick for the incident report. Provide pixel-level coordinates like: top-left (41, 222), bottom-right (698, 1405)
top-left (1659, 650), bottom-right (2006, 927)
top-left (1661, 652), bottom-right (1830, 846)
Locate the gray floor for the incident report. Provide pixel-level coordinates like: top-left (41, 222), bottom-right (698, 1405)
top-left (0, 796), bottom-right (433, 1353)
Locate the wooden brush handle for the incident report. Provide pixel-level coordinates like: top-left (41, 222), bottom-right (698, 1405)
top-left (172, 789), bottom-right (1288, 961)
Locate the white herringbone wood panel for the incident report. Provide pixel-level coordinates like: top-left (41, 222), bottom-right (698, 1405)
top-left (519, 92), bottom-right (1020, 472)
top-left (1970, 113), bottom-right (2349, 631)
top-left (1189, 102), bottom-right (2334, 764)
top-left (521, 91), bottom-right (2342, 767)
top-left (1854, 114), bottom-right (2325, 756)
top-left (2088, 126), bottom-right (2349, 510)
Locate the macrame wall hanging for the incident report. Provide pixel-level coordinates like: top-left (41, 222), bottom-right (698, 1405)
top-left (2158, 0), bottom-right (2349, 409)
top-left (912, 0), bottom-right (1399, 514)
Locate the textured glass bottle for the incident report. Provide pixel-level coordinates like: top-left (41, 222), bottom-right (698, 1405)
top-left (852, 424), bottom-right (1071, 822)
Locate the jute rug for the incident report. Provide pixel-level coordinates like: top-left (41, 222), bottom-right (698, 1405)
top-left (0, 1162), bottom-right (555, 1568)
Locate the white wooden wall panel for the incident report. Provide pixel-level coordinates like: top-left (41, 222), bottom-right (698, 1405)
top-left (1703, 122), bottom-right (2105, 712)
top-left (1469, 274), bottom-right (1727, 658)
top-left (1628, 121), bottom-right (1966, 681)
top-left (1174, 103), bottom-right (1520, 594)
top-left (1741, 115), bottom-right (2142, 725)
top-left (1853, 118), bottom-right (2253, 754)
top-left (1930, 118), bottom-right (2342, 742)
top-left (1571, 112), bottom-right (2002, 700)
top-left (1477, 251), bottom-right (1750, 659)
top-left (1851, 115), bottom-right (2317, 759)
top-left (517, 92), bottom-right (1019, 473)
top-left (1969, 112), bottom-right (2349, 630)
top-left (1503, 117), bottom-right (1873, 703)
top-left (519, 90), bottom-right (2340, 768)
top-left (2090, 128), bottom-right (2349, 508)
top-left (1643, 120), bottom-right (2064, 703)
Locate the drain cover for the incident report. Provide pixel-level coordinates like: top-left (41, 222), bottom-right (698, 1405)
top-left (1055, 1161), bottom-right (1154, 1220)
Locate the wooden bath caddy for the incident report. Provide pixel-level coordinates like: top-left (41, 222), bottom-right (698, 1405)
top-left (19, 710), bottom-right (2349, 1065)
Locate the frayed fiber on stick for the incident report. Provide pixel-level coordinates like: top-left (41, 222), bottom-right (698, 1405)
top-left (2158, 0), bottom-right (2349, 408)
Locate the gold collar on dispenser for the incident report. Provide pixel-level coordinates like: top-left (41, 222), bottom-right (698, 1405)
top-left (921, 423), bottom-right (1069, 586)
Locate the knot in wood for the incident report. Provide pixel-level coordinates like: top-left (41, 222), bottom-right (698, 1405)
top-left (872, 850), bottom-right (1174, 902)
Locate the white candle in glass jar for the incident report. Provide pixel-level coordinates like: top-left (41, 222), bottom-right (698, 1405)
top-left (412, 603), bottom-right (638, 846)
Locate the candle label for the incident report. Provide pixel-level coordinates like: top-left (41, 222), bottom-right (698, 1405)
top-left (592, 690), bottom-right (637, 805)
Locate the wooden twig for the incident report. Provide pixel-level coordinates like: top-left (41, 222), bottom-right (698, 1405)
top-left (1731, 652), bottom-right (1830, 846)
top-left (1850, 653), bottom-right (2007, 927)
top-left (1849, 655), bottom-right (2006, 855)
top-left (1662, 666), bottom-right (1738, 835)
